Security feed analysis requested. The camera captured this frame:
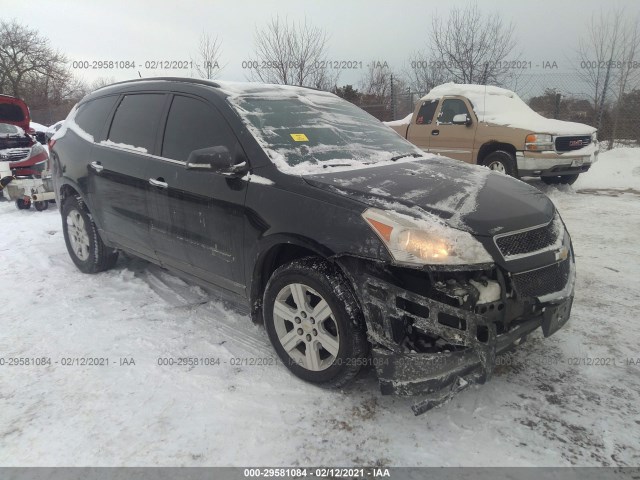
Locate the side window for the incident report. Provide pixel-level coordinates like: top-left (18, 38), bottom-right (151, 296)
top-left (437, 99), bottom-right (470, 125)
top-left (161, 95), bottom-right (235, 162)
top-left (74, 96), bottom-right (118, 140)
top-left (415, 99), bottom-right (438, 125)
top-left (107, 94), bottom-right (166, 153)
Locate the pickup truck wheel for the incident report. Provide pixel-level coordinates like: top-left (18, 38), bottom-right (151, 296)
top-left (541, 174), bottom-right (579, 185)
top-left (482, 150), bottom-right (518, 178)
top-left (62, 196), bottom-right (118, 273)
top-left (263, 257), bottom-right (368, 388)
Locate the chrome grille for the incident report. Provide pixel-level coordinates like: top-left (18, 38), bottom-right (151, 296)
top-left (555, 135), bottom-right (591, 152)
top-left (495, 219), bottom-right (560, 258)
top-left (0, 148), bottom-right (30, 161)
top-left (511, 260), bottom-right (571, 298)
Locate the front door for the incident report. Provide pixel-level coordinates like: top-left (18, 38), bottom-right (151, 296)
top-left (146, 94), bottom-right (248, 295)
top-left (406, 98), bottom-right (439, 153)
top-left (428, 97), bottom-right (477, 163)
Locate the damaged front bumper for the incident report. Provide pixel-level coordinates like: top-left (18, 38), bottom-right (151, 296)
top-left (337, 253), bottom-right (575, 415)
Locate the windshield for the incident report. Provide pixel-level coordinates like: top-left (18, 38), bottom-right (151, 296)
top-left (228, 92), bottom-right (422, 174)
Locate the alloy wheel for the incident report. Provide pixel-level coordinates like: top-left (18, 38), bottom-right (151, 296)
top-left (273, 283), bottom-right (340, 371)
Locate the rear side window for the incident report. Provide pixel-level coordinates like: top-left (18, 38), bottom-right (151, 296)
top-left (108, 94), bottom-right (166, 153)
top-left (74, 96), bottom-right (118, 140)
top-left (161, 95), bottom-right (235, 162)
top-left (415, 99), bottom-right (438, 125)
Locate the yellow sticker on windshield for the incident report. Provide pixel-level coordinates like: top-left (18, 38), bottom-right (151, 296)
top-left (290, 133), bottom-right (309, 142)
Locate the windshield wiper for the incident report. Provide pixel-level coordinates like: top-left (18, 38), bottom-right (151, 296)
top-left (390, 153), bottom-right (423, 162)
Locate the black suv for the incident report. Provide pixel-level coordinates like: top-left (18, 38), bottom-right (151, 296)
top-left (51, 78), bottom-right (575, 414)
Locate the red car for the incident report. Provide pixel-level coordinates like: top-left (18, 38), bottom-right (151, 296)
top-left (0, 95), bottom-right (49, 177)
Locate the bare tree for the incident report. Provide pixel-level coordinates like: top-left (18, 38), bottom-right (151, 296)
top-left (193, 32), bottom-right (223, 80)
top-left (429, 4), bottom-right (518, 85)
top-left (576, 9), bottom-right (640, 147)
top-left (404, 50), bottom-right (450, 95)
top-left (358, 63), bottom-right (409, 120)
top-left (0, 20), bottom-right (68, 99)
top-left (576, 11), bottom-right (623, 130)
top-left (610, 12), bottom-right (640, 148)
top-left (248, 16), bottom-right (337, 89)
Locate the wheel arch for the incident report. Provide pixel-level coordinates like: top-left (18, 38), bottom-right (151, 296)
top-left (250, 235), bottom-right (340, 324)
top-left (477, 142), bottom-right (517, 165)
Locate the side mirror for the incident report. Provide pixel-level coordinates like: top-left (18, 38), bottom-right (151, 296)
top-left (452, 114), bottom-right (472, 126)
top-left (186, 146), bottom-right (246, 176)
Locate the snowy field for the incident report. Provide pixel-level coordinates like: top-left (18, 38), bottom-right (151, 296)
top-left (1, 148), bottom-right (639, 467)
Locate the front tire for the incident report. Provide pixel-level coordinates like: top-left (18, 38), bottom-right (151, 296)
top-left (263, 257), bottom-right (368, 388)
top-left (16, 198), bottom-right (31, 210)
top-left (482, 150), bottom-right (518, 178)
top-left (541, 174), bottom-right (579, 185)
top-left (62, 196), bottom-right (118, 273)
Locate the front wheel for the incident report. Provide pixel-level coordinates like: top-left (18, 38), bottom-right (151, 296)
top-left (16, 198), bottom-right (31, 210)
top-left (541, 174), bottom-right (579, 185)
top-left (62, 196), bottom-right (118, 273)
top-left (481, 150), bottom-right (518, 178)
top-left (263, 257), bottom-right (368, 388)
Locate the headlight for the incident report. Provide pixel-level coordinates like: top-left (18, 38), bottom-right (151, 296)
top-left (362, 208), bottom-right (493, 266)
top-left (525, 133), bottom-right (554, 151)
top-left (31, 142), bottom-right (45, 155)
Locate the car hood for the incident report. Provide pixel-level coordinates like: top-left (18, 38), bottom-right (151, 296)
top-left (302, 156), bottom-right (554, 236)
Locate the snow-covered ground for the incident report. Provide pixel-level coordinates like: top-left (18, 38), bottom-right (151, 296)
top-left (1, 148), bottom-right (639, 467)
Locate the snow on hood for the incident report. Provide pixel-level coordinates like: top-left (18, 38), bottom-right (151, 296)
top-left (304, 156), bottom-right (555, 236)
top-left (422, 83), bottom-right (596, 135)
top-left (30, 121), bottom-right (47, 132)
top-left (383, 113), bottom-right (412, 127)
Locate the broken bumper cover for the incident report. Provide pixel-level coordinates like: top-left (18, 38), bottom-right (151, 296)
top-left (345, 257), bottom-right (575, 415)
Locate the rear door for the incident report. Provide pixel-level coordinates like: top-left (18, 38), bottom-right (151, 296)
top-left (89, 93), bottom-right (168, 260)
top-left (146, 93), bottom-right (248, 294)
top-left (428, 97), bottom-right (477, 163)
top-left (406, 98), bottom-right (439, 152)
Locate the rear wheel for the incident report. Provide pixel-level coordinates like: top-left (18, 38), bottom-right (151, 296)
top-left (482, 150), bottom-right (518, 178)
top-left (16, 198), bottom-right (31, 210)
top-left (263, 257), bottom-right (368, 388)
top-left (34, 201), bottom-right (49, 211)
top-left (62, 196), bottom-right (118, 273)
top-left (541, 174), bottom-right (579, 185)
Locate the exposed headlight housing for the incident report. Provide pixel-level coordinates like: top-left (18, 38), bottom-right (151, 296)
top-left (525, 133), bottom-right (554, 151)
top-left (362, 208), bottom-right (493, 266)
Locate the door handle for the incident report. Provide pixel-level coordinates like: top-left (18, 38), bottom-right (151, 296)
top-left (149, 178), bottom-right (168, 189)
top-left (90, 161), bottom-right (104, 173)
top-left (431, 130), bottom-right (440, 136)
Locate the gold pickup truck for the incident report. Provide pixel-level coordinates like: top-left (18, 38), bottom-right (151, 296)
top-left (386, 83), bottom-right (598, 185)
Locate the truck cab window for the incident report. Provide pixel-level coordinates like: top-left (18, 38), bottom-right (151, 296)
top-left (415, 99), bottom-right (438, 125)
top-left (437, 99), bottom-right (469, 124)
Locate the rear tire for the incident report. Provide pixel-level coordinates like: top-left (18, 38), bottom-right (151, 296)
top-left (263, 257), bottom-right (368, 388)
top-left (62, 196), bottom-right (118, 273)
top-left (482, 150), bottom-right (518, 178)
top-left (34, 201), bottom-right (49, 211)
top-left (541, 174), bottom-right (579, 185)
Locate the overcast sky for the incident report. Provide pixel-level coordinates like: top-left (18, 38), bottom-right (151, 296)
top-left (3, 0), bottom-right (639, 87)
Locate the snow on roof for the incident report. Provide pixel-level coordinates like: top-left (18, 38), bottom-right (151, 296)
top-left (421, 83), bottom-right (596, 135)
